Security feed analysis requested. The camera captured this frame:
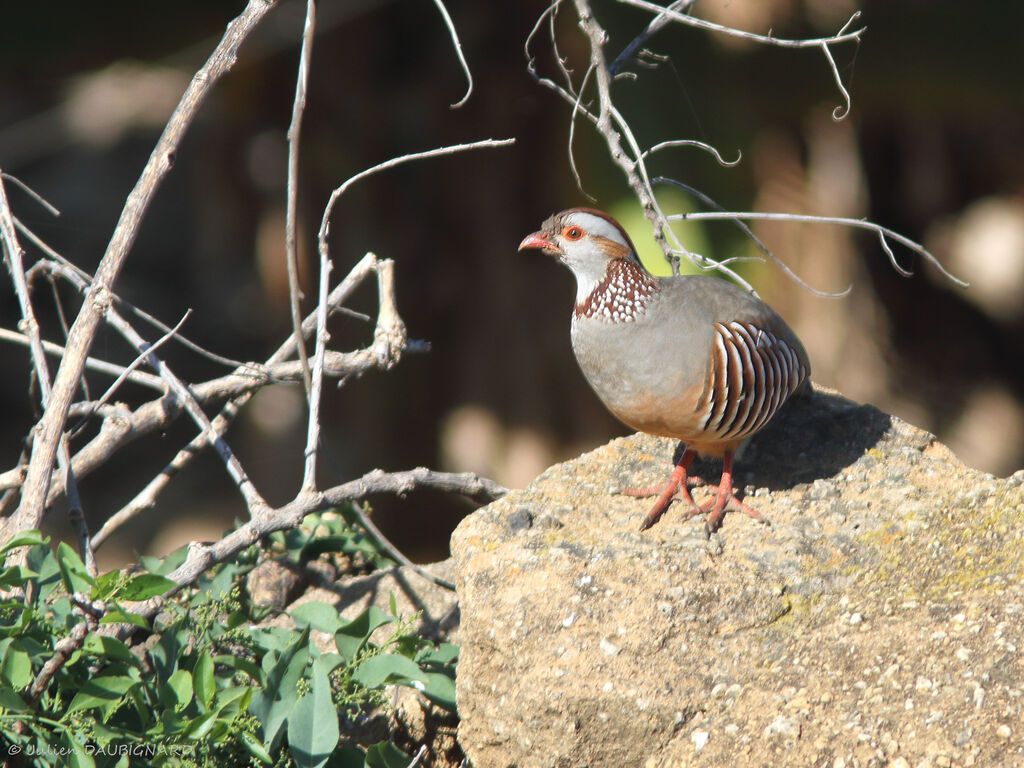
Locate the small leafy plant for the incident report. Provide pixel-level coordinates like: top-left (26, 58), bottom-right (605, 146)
top-left (0, 515), bottom-right (456, 768)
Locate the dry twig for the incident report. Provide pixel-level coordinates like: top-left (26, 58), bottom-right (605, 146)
top-left (9, 0), bottom-right (276, 540)
top-left (528, 0), bottom-right (962, 292)
top-left (285, 0), bottom-right (317, 399)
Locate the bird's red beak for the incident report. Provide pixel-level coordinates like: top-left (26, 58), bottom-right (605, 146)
top-left (518, 231), bottom-right (559, 253)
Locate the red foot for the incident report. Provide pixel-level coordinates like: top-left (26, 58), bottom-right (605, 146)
top-left (625, 448), bottom-right (699, 531)
top-left (624, 449), bottom-right (770, 535)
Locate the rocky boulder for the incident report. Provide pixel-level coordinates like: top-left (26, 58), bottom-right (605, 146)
top-left (451, 387), bottom-right (1024, 767)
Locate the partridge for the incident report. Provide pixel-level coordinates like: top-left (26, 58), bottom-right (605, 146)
top-left (519, 208), bottom-right (810, 534)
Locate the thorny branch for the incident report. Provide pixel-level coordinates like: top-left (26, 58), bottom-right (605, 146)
top-left (529, 1), bottom-right (961, 292)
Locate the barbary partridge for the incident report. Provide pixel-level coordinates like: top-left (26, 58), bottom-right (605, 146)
top-left (519, 208), bottom-right (810, 534)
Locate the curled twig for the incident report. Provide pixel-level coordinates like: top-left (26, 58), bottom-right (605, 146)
top-left (655, 177), bottom-right (852, 298)
top-left (640, 139), bottom-right (741, 167)
top-left (617, 1), bottom-right (865, 48)
top-left (431, 0), bottom-right (474, 108)
top-left (668, 210), bottom-right (967, 287)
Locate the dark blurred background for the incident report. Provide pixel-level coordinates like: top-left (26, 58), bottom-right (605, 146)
top-left (1, 0), bottom-right (1022, 567)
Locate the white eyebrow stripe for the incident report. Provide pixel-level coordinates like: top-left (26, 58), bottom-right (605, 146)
top-left (562, 211), bottom-right (630, 247)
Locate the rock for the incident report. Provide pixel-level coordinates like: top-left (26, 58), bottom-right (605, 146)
top-left (451, 387), bottom-right (1024, 767)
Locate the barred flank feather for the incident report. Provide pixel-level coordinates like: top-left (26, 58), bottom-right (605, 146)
top-left (696, 321), bottom-right (808, 441)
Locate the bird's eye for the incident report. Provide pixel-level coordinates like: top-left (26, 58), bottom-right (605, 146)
top-left (563, 226), bottom-right (584, 241)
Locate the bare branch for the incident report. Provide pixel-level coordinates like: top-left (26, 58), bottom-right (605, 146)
top-left (286, 0), bottom-right (317, 399)
top-left (640, 139), bottom-right (740, 167)
top-left (89, 253), bottom-right (392, 548)
top-left (821, 41), bottom-right (852, 120)
top-left (608, 0), bottom-right (696, 77)
top-left (430, 0), bottom-right (474, 108)
top-left (119, 468), bottom-right (507, 623)
top-left (1, 172), bottom-right (61, 218)
top-left (16, 217), bottom-right (255, 375)
top-left (0, 330), bottom-right (165, 391)
top-left (77, 310), bottom-right (191, 426)
top-left (616, 1), bottom-right (865, 48)
top-left (8, 0), bottom-right (276, 541)
top-left (102, 291), bottom-right (269, 516)
top-left (406, 745), bottom-right (429, 768)
top-left (350, 501), bottom-right (455, 591)
top-left (1, 174), bottom-right (92, 573)
top-left (27, 609), bottom-right (98, 704)
top-left (0, 174), bottom-right (53, 418)
top-left (669, 210), bottom-right (968, 287)
top-left (616, 1), bottom-right (863, 119)
top-left (526, 3), bottom-right (599, 124)
top-left (570, 0), bottom-right (757, 287)
top-left (306, 139), bottom-right (514, 489)
top-left (568, 63), bottom-right (597, 198)
top-left (654, 176), bottom-right (851, 298)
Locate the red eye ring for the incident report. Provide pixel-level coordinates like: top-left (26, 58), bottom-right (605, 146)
top-left (563, 226), bottom-right (584, 241)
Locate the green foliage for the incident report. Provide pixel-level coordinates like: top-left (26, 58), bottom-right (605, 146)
top-left (0, 516), bottom-right (457, 768)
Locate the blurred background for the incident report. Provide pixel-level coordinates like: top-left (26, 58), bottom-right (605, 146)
top-left (1, 0), bottom-right (1021, 567)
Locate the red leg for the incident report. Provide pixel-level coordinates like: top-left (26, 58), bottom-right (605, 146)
top-left (702, 451), bottom-right (768, 536)
top-left (636, 448), bottom-right (699, 531)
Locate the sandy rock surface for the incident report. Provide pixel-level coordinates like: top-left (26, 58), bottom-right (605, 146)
top-left (451, 387), bottom-right (1024, 767)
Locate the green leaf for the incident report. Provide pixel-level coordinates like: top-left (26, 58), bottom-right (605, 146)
top-left (67, 674), bottom-right (136, 717)
top-left (81, 635), bottom-right (140, 666)
top-left (0, 684), bottom-right (29, 712)
top-left (238, 730), bottom-right (274, 764)
top-left (56, 541), bottom-right (95, 595)
top-left (0, 643), bottom-right (32, 689)
top-left (351, 654), bottom-right (426, 690)
top-left (316, 653), bottom-right (344, 675)
top-left (319, 746), bottom-right (365, 768)
top-left (363, 741), bottom-right (412, 768)
top-left (213, 654), bottom-right (264, 686)
top-left (99, 608), bottom-right (150, 629)
top-left (160, 669), bottom-right (193, 712)
top-left (418, 671), bottom-right (457, 712)
top-left (193, 651), bottom-right (215, 711)
top-left (138, 544), bottom-right (189, 576)
top-left (63, 732), bottom-right (96, 768)
top-left (116, 573), bottom-right (176, 601)
top-left (182, 710), bottom-right (217, 740)
top-left (335, 606), bottom-right (394, 661)
top-left (287, 658), bottom-right (340, 768)
top-left (0, 564), bottom-right (38, 588)
top-left (291, 601), bottom-right (343, 634)
top-left (416, 642), bottom-right (459, 666)
top-left (249, 626), bottom-right (310, 749)
top-left (92, 569), bottom-right (126, 600)
top-left (0, 529), bottom-right (47, 555)
top-left (210, 685), bottom-right (251, 719)
top-left (197, 560), bottom-right (246, 602)
top-left (25, 543), bottom-right (63, 604)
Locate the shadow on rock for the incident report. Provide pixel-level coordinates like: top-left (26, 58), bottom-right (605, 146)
top-left (688, 386), bottom-right (894, 491)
